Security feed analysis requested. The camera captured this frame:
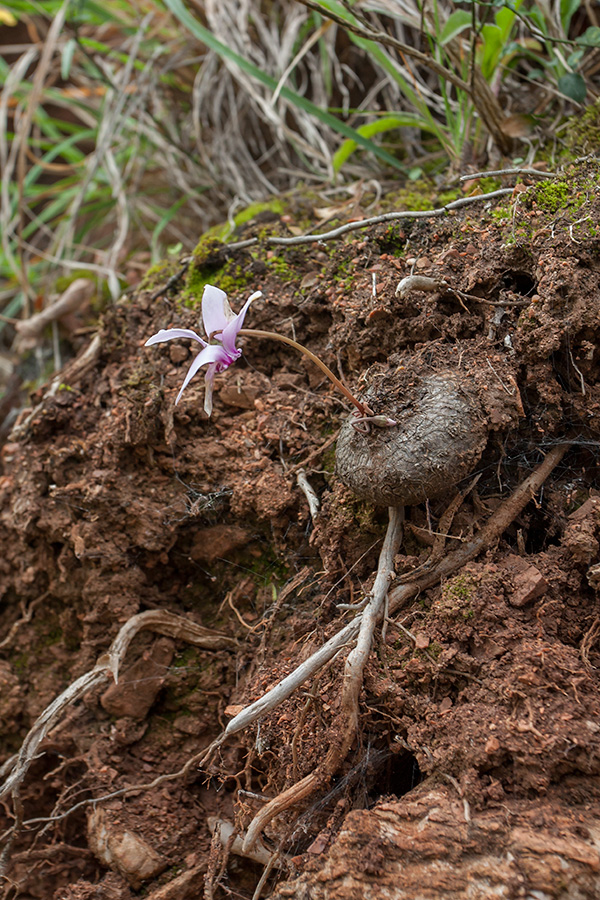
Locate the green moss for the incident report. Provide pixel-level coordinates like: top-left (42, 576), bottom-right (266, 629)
top-left (332, 255), bottom-right (357, 289)
top-left (383, 180), bottom-right (436, 212)
top-left (191, 199), bottom-right (286, 251)
top-left (490, 206), bottom-right (510, 223)
top-left (139, 259), bottom-right (180, 291)
top-left (265, 253), bottom-right (296, 281)
top-left (182, 255), bottom-right (255, 308)
top-left (529, 179), bottom-right (570, 214)
top-left (437, 188), bottom-right (461, 206)
top-left (233, 198), bottom-right (284, 228)
top-left (191, 234), bottom-right (228, 267)
top-left (564, 98), bottom-right (600, 154)
top-left (435, 574), bottom-right (476, 620)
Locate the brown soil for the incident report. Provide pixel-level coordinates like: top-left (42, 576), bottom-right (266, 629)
top-left (1, 159), bottom-right (600, 899)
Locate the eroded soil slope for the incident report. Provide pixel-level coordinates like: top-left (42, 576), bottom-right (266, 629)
top-left (1, 159), bottom-right (600, 899)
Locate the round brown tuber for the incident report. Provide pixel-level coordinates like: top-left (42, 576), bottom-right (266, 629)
top-left (335, 371), bottom-right (490, 507)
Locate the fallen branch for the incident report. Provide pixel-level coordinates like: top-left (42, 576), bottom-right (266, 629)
top-left (225, 188), bottom-right (514, 251)
top-left (13, 278), bottom-right (94, 352)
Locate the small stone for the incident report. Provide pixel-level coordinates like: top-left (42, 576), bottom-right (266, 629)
top-left (485, 736), bottom-right (500, 754)
top-left (510, 565), bottom-right (548, 607)
top-left (414, 633), bottom-right (430, 650)
top-left (502, 554), bottom-right (548, 607)
top-left (169, 344), bottom-right (189, 364)
top-left (101, 638), bottom-right (174, 719)
top-left (87, 808), bottom-right (168, 889)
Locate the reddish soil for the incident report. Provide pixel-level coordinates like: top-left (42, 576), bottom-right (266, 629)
top-left (1, 159), bottom-right (600, 899)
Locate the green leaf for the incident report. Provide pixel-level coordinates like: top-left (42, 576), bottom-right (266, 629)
top-left (567, 48), bottom-right (584, 67)
top-left (494, 0), bottom-right (522, 42)
top-left (151, 196), bottom-right (188, 262)
top-left (560, 0), bottom-right (580, 36)
top-left (576, 26), bottom-right (600, 47)
top-left (332, 113), bottom-right (436, 173)
top-left (161, 0), bottom-right (405, 172)
top-left (439, 10), bottom-right (472, 45)
top-left (558, 72), bottom-right (586, 102)
top-left (480, 23), bottom-right (503, 80)
top-left (61, 37), bottom-right (77, 80)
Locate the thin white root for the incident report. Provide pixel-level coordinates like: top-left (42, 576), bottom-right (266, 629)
top-left (296, 468), bottom-right (320, 522)
top-left (243, 506), bottom-right (404, 852)
top-left (340, 506), bottom-right (404, 736)
top-left (207, 817), bottom-right (283, 869)
top-left (0, 609), bottom-right (236, 802)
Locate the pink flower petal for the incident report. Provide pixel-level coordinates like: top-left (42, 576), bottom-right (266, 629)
top-left (201, 285), bottom-right (229, 340)
top-left (145, 328), bottom-right (207, 347)
top-left (175, 344), bottom-right (229, 405)
top-left (203, 365), bottom-right (217, 416)
top-left (220, 294), bottom-right (255, 354)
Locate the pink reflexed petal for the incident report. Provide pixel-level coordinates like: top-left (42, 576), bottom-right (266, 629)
top-left (201, 284), bottom-right (229, 339)
top-left (175, 344), bottom-right (229, 405)
top-left (145, 328), bottom-right (207, 347)
top-left (220, 294), bottom-right (255, 354)
top-left (203, 365), bottom-right (217, 416)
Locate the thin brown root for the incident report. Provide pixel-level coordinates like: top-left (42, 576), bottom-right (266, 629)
top-left (581, 616), bottom-right (600, 669)
top-left (243, 506), bottom-right (404, 852)
top-left (241, 445), bottom-right (568, 851)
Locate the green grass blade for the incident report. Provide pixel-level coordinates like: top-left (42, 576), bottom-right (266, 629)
top-left (333, 113), bottom-right (437, 172)
top-left (160, 0), bottom-right (405, 172)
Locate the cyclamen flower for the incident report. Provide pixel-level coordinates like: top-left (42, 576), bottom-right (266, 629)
top-left (145, 284), bottom-right (262, 415)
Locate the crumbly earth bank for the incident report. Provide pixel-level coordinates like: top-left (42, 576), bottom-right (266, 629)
top-left (1, 159), bottom-right (600, 899)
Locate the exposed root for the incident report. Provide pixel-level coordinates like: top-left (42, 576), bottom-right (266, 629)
top-left (580, 616), bottom-right (600, 669)
top-left (241, 444), bottom-right (568, 851)
top-left (1, 447), bottom-right (569, 877)
top-left (0, 609), bottom-right (236, 870)
top-left (296, 468), bottom-right (321, 522)
top-left (242, 505), bottom-right (404, 852)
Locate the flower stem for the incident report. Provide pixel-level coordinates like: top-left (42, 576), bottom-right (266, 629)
top-left (238, 328), bottom-right (369, 416)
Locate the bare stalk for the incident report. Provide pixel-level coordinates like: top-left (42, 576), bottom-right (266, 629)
top-left (238, 328), bottom-right (369, 416)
